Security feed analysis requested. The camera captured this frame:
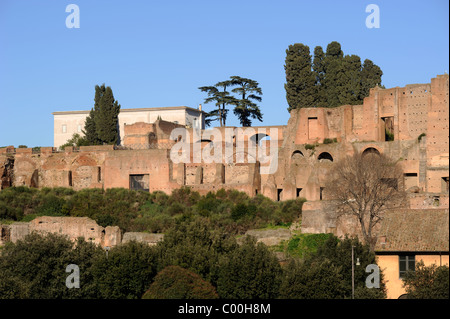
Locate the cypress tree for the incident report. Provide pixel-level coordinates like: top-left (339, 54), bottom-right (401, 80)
top-left (339, 54), bottom-right (362, 105)
top-left (313, 46), bottom-right (327, 108)
top-left (360, 59), bottom-right (383, 99)
top-left (322, 41), bottom-right (345, 108)
top-left (284, 43), bottom-right (316, 112)
top-left (83, 108), bottom-right (100, 145)
top-left (95, 86), bottom-right (121, 145)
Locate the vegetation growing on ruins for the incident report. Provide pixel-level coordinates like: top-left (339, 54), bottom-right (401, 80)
top-left (61, 84), bottom-right (121, 149)
top-left (0, 186), bottom-right (305, 235)
top-left (284, 41), bottom-right (383, 111)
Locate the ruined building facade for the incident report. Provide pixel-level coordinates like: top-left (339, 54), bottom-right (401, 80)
top-left (1, 74), bottom-right (448, 208)
top-left (1, 74), bottom-right (448, 299)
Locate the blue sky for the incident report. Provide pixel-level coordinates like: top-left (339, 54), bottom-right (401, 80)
top-left (0, 0), bottom-right (448, 148)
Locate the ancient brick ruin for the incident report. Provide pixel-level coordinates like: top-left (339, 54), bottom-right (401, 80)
top-left (0, 74), bottom-right (448, 244)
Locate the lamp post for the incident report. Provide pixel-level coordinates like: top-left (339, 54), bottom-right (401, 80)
top-left (352, 245), bottom-right (360, 299)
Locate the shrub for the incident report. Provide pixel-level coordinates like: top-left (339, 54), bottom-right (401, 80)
top-left (142, 266), bottom-right (218, 299)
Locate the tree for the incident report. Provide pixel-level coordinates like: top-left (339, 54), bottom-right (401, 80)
top-left (285, 41), bottom-right (383, 110)
top-left (325, 153), bottom-right (406, 251)
top-left (198, 80), bottom-right (236, 127)
top-left (83, 109), bottom-right (100, 145)
top-left (83, 84), bottom-right (121, 145)
top-left (304, 235), bottom-right (386, 299)
top-left (279, 258), bottom-right (346, 299)
top-left (339, 54), bottom-right (363, 105)
top-left (402, 261), bottom-right (449, 299)
top-left (312, 46), bottom-right (327, 108)
top-left (95, 85), bottom-right (121, 144)
top-left (0, 232), bottom-right (103, 299)
top-left (142, 265), bottom-right (219, 299)
top-left (285, 43), bottom-right (316, 111)
top-left (155, 219), bottom-right (238, 286)
top-left (360, 59), bottom-right (383, 98)
top-left (91, 240), bottom-right (158, 299)
top-left (216, 236), bottom-right (282, 299)
top-left (60, 133), bottom-right (90, 150)
top-left (230, 76), bottom-right (263, 126)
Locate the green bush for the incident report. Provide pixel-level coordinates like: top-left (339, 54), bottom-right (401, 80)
top-left (402, 261), bottom-right (449, 299)
top-left (216, 236), bottom-right (282, 299)
top-left (142, 265), bottom-right (218, 299)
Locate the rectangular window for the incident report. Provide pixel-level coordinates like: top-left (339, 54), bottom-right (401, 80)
top-left (399, 255), bottom-right (415, 278)
top-left (320, 187), bottom-right (325, 200)
top-left (129, 174), bottom-right (149, 192)
top-left (296, 188), bottom-right (302, 198)
top-left (404, 173), bottom-right (418, 190)
top-left (308, 117), bottom-right (319, 140)
top-left (442, 177), bottom-right (449, 193)
top-left (97, 167), bottom-right (102, 183)
top-left (62, 124), bottom-right (67, 133)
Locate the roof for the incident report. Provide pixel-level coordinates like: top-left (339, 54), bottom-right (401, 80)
top-left (375, 209), bottom-right (449, 252)
top-left (52, 106), bottom-right (206, 115)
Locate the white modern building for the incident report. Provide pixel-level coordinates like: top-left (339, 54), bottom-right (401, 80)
top-left (52, 106), bottom-right (206, 148)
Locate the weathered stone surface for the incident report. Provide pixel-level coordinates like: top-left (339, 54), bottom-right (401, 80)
top-left (122, 232), bottom-right (164, 246)
top-left (239, 228), bottom-right (292, 246)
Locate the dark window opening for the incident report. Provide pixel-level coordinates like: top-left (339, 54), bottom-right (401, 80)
top-left (399, 255), bottom-right (415, 279)
top-left (291, 150), bottom-right (304, 161)
top-left (68, 171), bottom-right (73, 187)
top-left (129, 174), bottom-right (149, 192)
top-left (442, 177), bottom-right (449, 193)
top-left (382, 117), bottom-right (394, 141)
top-left (362, 147), bottom-right (380, 157)
top-left (318, 152), bottom-right (333, 162)
top-left (320, 187), bottom-right (325, 200)
top-left (433, 195), bottom-right (440, 207)
top-left (97, 167), bottom-right (102, 183)
top-left (296, 188), bottom-right (302, 198)
top-left (277, 189), bottom-right (283, 201)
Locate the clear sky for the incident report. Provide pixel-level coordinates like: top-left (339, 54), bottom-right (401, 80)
top-left (0, 0), bottom-right (448, 148)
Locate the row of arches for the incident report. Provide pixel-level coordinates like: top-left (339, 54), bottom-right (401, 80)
top-left (292, 150), bottom-right (334, 162)
top-left (291, 147), bottom-right (381, 163)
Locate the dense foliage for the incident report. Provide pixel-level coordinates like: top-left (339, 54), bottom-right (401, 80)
top-left (0, 223), bottom-right (388, 299)
top-left (142, 265), bottom-right (219, 299)
top-left (0, 186), bottom-right (394, 300)
top-left (285, 41), bottom-right (383, 111)
top-left (402, 261), bottom-right (449, 299)
top-left (0, 186), bottom-right (304, 235)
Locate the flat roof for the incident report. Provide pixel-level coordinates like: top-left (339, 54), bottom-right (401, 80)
top-left (52, 106), bottom-right (206, 115)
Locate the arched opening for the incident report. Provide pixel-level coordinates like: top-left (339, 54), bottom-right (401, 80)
top-left (250, 133), bottom-right (270, 146)
top-left (291, 150), bottom-right (304, 162)
top-left (318, 152), bottom-right (333, 162)
top-left (362, 147), bottom-right (381, 157)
